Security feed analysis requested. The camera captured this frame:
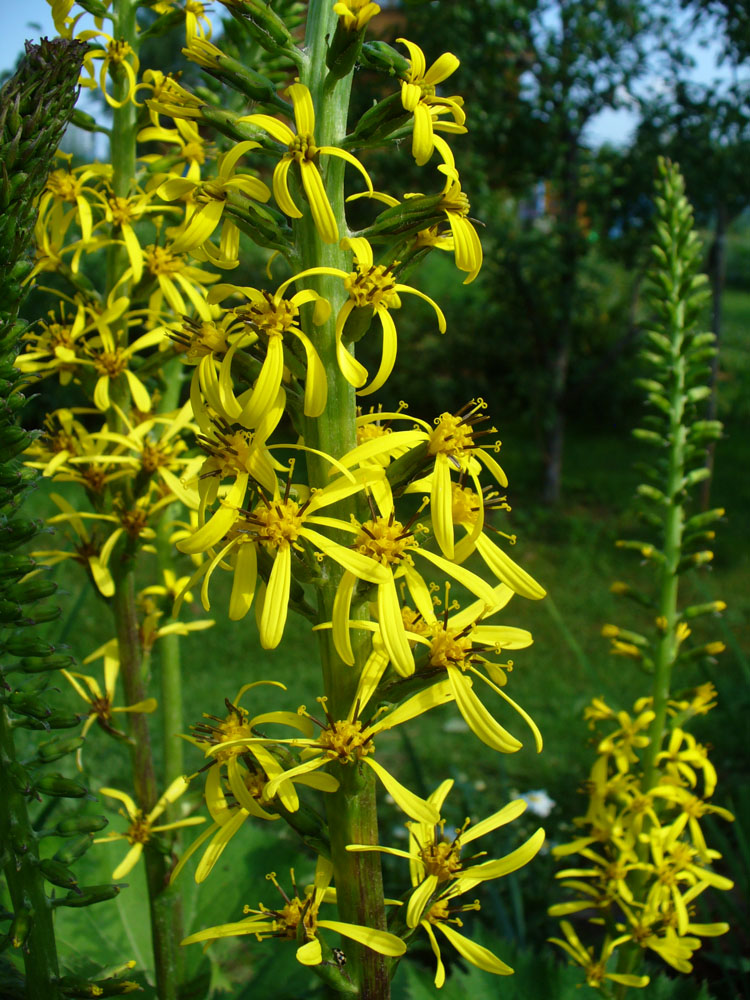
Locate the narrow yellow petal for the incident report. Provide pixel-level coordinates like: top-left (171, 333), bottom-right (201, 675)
top-left (259, 546), bottom-right (291, 649)
top-left (317, 919), bottom-right (406, 957)
top-left (436, 921), bottom-right (514, 976)
top-left (406, 874), bottom-right (438, 928)
top-left (363, 757), bottom-right (438, 824)
top-left (112, 843), bottom-right (143, 880)
top-left (300, 161), bottom-right (338, 244)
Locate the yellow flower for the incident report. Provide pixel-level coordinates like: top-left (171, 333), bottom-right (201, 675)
top-left (405, 588), bottom-right (541, 753)
top-left (95, 777), bottom-right (205, 879)
top-left (47, 490), bottom-right (173, 573)
top-left (62, 650), bottom-right (157, 767)
top-left (78, 31), bottom-right (141, 108)
top-left (32, 490), bottom-right (115, 597)
top-left (349, 779), bottom-right (545, 928)
top-left (206, 280), bottom-right (331, 418)
top-left (411, 883), bottom-right (515, 988)
top-left (597, 707), bottom-right (656, 774)
top-left (16, 302), bottom-right (88, 384)
top-left (397, 38), bottom-right (465, 166)
top-left (341, 399), bottom-right (508, 560)
top-left (279, 236), bottom-right (445, 396)
top-left (182, 859), bottom-right (405, 966)
top-left (333, 0), bottom-right (381, 31)
top-left (549, 921), bottom-right (650, 990)
top-left (138, 242), bottom-right (220, 322)
top-left (138, 118), bottom-right (211, 182)
top-left (152, 0), bottom-right (212, 40)
top-left (176, 469), bottom-right (387, 645)
top-left (38, 154), bottom-right (109, 242)
top-left (157, 141), bottom-right (271, 266)
top-left (82, 400), bottom-right (198, 502)
top-left (239, 83), bottom-right (373, 244)
top-left (100, 189), bottom-right (166, 284)
top-left (210, 687), bottom-right (455, 824)
top-left (173, 686), bottom-right (338, 883)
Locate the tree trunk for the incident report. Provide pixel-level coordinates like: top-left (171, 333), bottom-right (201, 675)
top-left (542, 131), bottom-right (580, 505)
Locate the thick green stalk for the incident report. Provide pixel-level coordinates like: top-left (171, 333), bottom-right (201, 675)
top-left (0, 705), bottom-right (61, 999)
top-left (297, 6), bottom-right (390, 997)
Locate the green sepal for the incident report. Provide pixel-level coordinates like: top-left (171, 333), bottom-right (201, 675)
top-left (0, 554), bottom-right (35, 580)
top-left (0, 518), bottom-right (40, 551)
top-left (684, 507), bottom-right (725, 531)
top-left (35, 774), bottom-right (89, 799)
top-left (221, 0), bottom-right (294, 52)
top-left (2, 633), bottom-right (55, 657)
top-left (5, 692), bottom-right (53, 721)
top-left (14, 712), bottom-right (82, 731)
top-left (53, 834), bottom-right (95, 866)
top-left (9, 909), bottom-right (33, 950)
top-left (6, 762), bottom-right (34, 796)
top-left (0, 599), bottom-right (23, 623)
top-left (36, 735), bottom-right (85, 764)
top-left (326, 20), bottom-right (366, 79)
top-left (37, 859), bottom-right (80, 893)
top-left (17, 653), bottom-right (76, 674)
top-left (359, 40), bottom-right (410, 77)
top-left (3, 577), bottom-right (57, 605)
top-left (54, 815), bottom-right (109, 837)
top-left (51, 884), bottom-right (123, 909)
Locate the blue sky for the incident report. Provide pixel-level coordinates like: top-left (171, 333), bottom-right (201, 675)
top-left (2, 0), bottom-right (743, 149)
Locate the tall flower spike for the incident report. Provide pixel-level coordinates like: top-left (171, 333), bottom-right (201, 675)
top-left (239, 83), bottom-right (373, 243)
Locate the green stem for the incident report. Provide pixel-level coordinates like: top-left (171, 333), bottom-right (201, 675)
top-left (0, 702), bottom-right (60, 999)
top-left (297, 6), bottom-right (389, 997)
top-left (113, 561), bottom-right (182, 1000)
top-left (156, 514), bottom-right (184, 822)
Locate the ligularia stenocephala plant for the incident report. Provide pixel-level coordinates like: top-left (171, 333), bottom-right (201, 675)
top-left (9, 0), bottom-right (549, 997)
top-left (549, 159), bottom-right (734, 998)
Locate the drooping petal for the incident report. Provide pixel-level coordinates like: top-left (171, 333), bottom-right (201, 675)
top-left (363, 756), bottom-right (438, 824)
top-left (112, 843), bottom-right (144, 880)
top-left (431, 452), bottom-right (454, 559)
top-left (377, 574), bottom-right (414, 677)
top-left (259, 546), bottom-right (291, 649)
top-left (459, 827), bottom-right (545, 883)
top-left (406, 873), bottom-right (438, 928)
top-left (99, 786), bottom-right (138, 822)
top-left (357, 306), bottom-right (398, 397)
top-left (272, 156), bottom-right (302, 218)
top-left (447, 668), bottom-right (522, 753)
top-left (435, 921), bottom-right (514, 976)
top-left (474, 532), bottom-right (545, 599)
top-left (229, 542), bottom-right (257, 620)
top-left (317, 919), bottom-right (406, 956)
top-left (300, 161), bottom-right (338, 244)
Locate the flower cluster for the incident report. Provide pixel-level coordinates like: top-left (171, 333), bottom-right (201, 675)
top-left (550, 687), bottom-right (733, 988)
top-left (549, 160), bottom-right (733, 993)
top-left (19, 0), bottom-right (547, 993)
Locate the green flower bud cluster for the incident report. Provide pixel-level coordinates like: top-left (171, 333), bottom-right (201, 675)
top-left (0, 38), bottom-right (86, 351)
